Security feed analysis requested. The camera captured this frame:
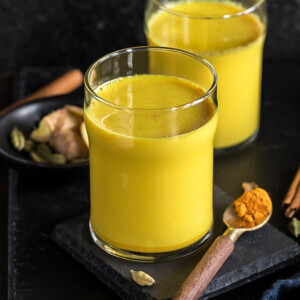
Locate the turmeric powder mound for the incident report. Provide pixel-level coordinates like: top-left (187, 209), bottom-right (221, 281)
top-left (233, 188), bottom-right (272, 228)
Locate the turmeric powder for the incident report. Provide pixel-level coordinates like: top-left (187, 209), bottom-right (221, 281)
top-left (233, 188), bottom-right (272, 228)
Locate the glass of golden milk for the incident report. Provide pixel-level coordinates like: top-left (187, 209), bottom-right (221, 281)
top-left (145, 0), bottom-right (267, 151)
top-left (84, 47), bottom-right (218, 261)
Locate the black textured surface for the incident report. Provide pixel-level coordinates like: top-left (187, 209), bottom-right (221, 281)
top-left (8, 68), bottom-right (121, 300)
top-left (0, 0), bottom-right (146, 69)
top-left (0, 0), bottom-right (299, 70)
top-left (52, 186), bottom-right (300, 300)
top-left (6, 61), bottom-right (300, 299)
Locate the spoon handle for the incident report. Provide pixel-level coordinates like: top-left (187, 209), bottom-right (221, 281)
top-left (173, 236), bottom-right (234, 300)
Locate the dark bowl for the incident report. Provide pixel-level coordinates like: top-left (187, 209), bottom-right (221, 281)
top-left (0, 92), bottom-right (89, 171)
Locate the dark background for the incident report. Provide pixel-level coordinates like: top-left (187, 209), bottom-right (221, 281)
top-left (0, 0), bottom-right (299, 299)
top-left (0, 0), bottom-right (299, 72)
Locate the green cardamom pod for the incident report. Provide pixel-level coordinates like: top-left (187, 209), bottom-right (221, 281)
top-left (36, 143), bottom-right (52, 159)
top-left (289, 217), bottom-right (300, 238)
top-left (30, 151), bottom-right (46, 163)
top-left (130, 270), bottom-right (155, 286)
top-left (30, 119), bottom-right (51, 142)
top-left (24, 140), bottom-right (35, 152)
top-left (10, 127), bottom-right (25, 151)
top-left (70, 158), bottom-right (89, 164)
top-left (47, 153), bottom-right (66, 164)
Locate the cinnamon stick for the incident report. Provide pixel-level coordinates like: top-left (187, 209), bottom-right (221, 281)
top-left (282, 167), bottom-right (300, 218)
top-left (0, 68), bottom-right (83, 118)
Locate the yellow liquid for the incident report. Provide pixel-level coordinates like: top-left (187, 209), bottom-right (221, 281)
top-left (85, 74), bottom-right (217, 253)
top-left (146, 1), bottom-right (265, 149)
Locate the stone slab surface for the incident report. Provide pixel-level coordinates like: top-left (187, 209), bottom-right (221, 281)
top-left (52, 186), bottom-right (300, 300)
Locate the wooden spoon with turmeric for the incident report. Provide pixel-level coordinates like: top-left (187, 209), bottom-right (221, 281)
top-left (173, 188), bottom-right (272, 300)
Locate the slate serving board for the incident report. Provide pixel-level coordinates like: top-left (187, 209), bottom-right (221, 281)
top-left (52, 186), bottom-right (300, 300)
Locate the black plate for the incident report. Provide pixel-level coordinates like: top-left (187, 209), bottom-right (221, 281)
top-left (0, 92), bottom-right (89, 170)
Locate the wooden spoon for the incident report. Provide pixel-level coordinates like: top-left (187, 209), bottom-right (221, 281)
top-left (173, 202), bottom-right (272, 300)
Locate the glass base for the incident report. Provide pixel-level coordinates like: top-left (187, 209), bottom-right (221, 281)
top-left (89, 221), bottom-right (213, 263)
top-left (214, 127), bottom-right (259, 155)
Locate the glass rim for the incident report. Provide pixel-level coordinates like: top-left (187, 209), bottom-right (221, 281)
top-left (84, 46), bottom-right (217, 112)
top-left (149, 0), bottom-right (265, 20)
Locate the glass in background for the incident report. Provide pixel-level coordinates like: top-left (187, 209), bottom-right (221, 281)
top-left (145, 0), bottom-right (267, 151)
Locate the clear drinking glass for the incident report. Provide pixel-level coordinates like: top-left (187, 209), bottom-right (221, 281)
top-left (145, 0), bottom-right (267, 152)
top-left (84, 47), bottom-right (218, 262)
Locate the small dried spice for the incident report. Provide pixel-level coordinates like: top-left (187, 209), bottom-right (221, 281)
top-left (24, 139), bottom-right (35, 152)
top-left (30, 151), bottom-right (46, 163)
top-left (30, 119), bottom-right (52, 142)
top-left (36, 143), bottom-right (52, 159)
top-left (11, 127), bottom-right (25, 151)
top-left (47, 153), bottom-right (66, 165)
top-left (71, 158), bottom-right (88, 164)
top-left (288, 217), bottom-right (300, 238)
top-left (130, 270), bottom-right (155, 287)
top-left (35, 143), bottom-right (66, 164)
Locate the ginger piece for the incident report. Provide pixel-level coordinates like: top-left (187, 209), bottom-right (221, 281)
top-left (31, 108), bottom-right (81, 143)
top-left (31, 106), bottom-right (88, 161)
top-left (43, 108), bottom-right (82, 132)
top-left (49, 129), bottom-right (88, 161)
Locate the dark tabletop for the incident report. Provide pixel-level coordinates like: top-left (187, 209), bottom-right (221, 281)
top-left (0, 59), bottom-right (299, 299)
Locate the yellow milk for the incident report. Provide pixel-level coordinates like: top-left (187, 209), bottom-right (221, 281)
top-left (85, 74), bottom-right (217, 253)
top-left (146, 1), bottom-right (265, 149)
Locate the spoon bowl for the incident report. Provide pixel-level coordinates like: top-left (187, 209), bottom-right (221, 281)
top-left (223, 203), bottom-right (273, 230)
top-left (222, 202), bottom-right (273, 243)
